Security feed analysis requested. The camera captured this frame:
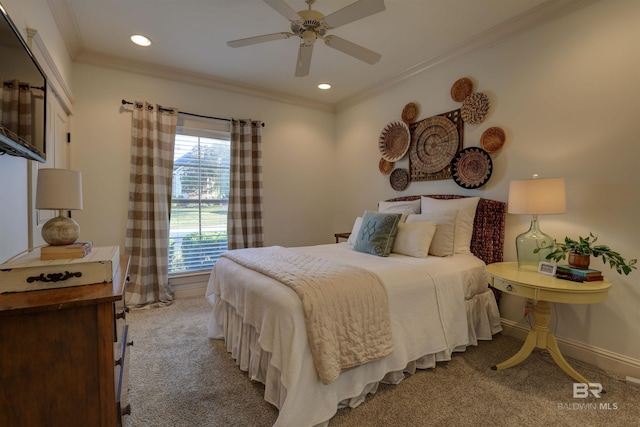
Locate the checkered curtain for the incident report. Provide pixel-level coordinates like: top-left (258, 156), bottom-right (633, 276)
top-left (1, 80), bottom-right (32, 143)
top-left (125, 101), bottom-right (178, 307)
top-left (227, 119), bottom-right (264, 249)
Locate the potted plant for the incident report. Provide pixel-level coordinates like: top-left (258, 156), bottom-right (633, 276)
top-left (534, 233), bottom-right (637, 275)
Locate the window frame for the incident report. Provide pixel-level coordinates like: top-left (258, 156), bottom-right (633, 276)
top-left (168, 116), bottom-right (231, 277)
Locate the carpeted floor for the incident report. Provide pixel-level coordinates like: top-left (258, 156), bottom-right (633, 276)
top-left (125, 297), bottom-right (640, 427)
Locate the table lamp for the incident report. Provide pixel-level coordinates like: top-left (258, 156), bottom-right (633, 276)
top-left (35, 168), bottom-right (83, 246)
top-left (508, 175), bottom-right (566, 270)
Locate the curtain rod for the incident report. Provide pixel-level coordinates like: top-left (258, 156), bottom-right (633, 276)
top-left (121, 99), bottom-right (265, 127)
top-left (3, 81), bottom-right (45, 91)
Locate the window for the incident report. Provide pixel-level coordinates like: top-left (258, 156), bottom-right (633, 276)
top-left (169, 120), bottom-right (230, 274)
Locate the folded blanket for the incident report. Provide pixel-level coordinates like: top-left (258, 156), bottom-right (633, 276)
top-left (221, 246), bottom-right (393, 384)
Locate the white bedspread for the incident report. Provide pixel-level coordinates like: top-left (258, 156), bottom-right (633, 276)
top-left (206, 243), bottom-right (499, 427)
top-left (220, 246), bottom-right (393, 385)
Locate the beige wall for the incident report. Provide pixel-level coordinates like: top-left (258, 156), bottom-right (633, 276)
top-left (70, 64), bottom-right (336, 250)
top-left (333, 1), bottom-right (640, 363)
top-left (0, 155), bottom-right (29, 262)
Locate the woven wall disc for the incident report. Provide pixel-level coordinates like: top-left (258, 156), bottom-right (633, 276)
top-left (451, 147), bottom-right (493, 189)
top-left (460, 92), bottom-right (490, 124)
top-left (451, 77), bottom-right (473, 102)
top-left (390, 168), bottom-right (410, 191)
top-left (379, 121), bottom-right (410, 162)
top-left (401, 102), bottom-right (419, 124)
top-left (480, 127), bottom-right (505, 153)
top-left (379, 158), bottom-right (394, 175)
top-left (409, 115), bottom-right (459, 174)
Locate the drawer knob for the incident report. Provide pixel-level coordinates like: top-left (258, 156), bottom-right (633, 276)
top-left (115, 357), bottom-right (122, 366)
top-left (121, 404), bottom-right (132, 416)
top-left (127, 340), bottom-right (134, 347)
top-left (506, 284), bottom-right (513, 291)
top-left (116, 307), bottom-right (129, 320)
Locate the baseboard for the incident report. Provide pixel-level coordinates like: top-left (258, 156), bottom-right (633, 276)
top-left (500, 319), bottom-right (640, 380)
top-left (172, 282), bottom-right (207, 299)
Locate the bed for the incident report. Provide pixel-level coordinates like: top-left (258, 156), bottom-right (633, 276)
top-left (206, 195), bottom-right (506, 427)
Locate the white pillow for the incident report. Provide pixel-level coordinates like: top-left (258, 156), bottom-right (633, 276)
top-left (406, 210), bottom-right (457, 257)
top-left (420, 196), bottom-right (480, 254)
top-left (392, 221), bottom-right (437, 258)
top-left (378, 199), bottom-right (420, 214)
top-left (347, 216), bottom-right (363, 246)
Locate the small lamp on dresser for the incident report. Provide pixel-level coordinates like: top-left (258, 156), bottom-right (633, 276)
top-left (35, 168), bottom-right (83, 246)
top-left (508, 174), bottom-right (566, 270)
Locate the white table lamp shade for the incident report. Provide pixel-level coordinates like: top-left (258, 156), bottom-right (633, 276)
top-left (35, 168), bottom-right (83, 246)
top-left (508, 177), bottom-right (566, 215)
top-left (36, 168), bottom-right (83, 211)
top-left (508, 177), bottom-right (566, 270)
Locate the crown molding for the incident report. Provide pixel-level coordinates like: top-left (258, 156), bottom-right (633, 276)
top-left (48, 0), bottom-right (598, 115)
top-left (335, 0), bottom-right (600, 112)
top-left (47, 0), bottom-right (334, 113)
top-left (27, 28), bottom-right (75, 113)
top-left (45, 0), bottom-right (82, 59)
top-left (74, 50), bottom-right (335, 114)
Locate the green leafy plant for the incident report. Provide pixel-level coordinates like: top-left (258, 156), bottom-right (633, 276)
top-left (534, 233), bottom-right (637, 275)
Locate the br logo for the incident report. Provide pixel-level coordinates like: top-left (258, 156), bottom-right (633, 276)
top-left (573, 383), bottom-right (603, 398)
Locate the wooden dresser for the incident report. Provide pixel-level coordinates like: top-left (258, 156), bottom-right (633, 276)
top-left (0, 255), bottom-right (132, 426)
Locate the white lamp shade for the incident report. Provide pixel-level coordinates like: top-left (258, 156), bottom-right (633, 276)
top-left (35, 168), bottom-right (83, 211)
top-left (508, 177), bottom-right (566, 215)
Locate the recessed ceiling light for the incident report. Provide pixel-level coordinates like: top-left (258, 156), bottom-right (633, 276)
top-left (130, 34), bottom-right (151, 47)
top-left (318, 83), bottom-right (331, 90)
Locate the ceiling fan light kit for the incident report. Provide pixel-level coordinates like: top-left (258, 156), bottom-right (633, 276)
top-left (227, 0), bottom-right (385, 77)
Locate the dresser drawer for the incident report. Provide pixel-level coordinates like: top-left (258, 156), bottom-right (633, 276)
top-left (113, 295), bottom-right (131, 426)
top-left (491, 277), bottom-right (536, 299)
top-left (115, 323), bottom-right (132, 426)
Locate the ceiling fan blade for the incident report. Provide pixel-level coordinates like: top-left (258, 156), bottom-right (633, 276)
top-left (295, 42), bottom-right (314, 77)
top-left (323, 35), bottom-right (381, 64)
top-left (227, 32), bottom-right (292, 48)
top-left (263, 0), bottom-right (301, 22)
top-left (323, 0), bottom-right (385, 29)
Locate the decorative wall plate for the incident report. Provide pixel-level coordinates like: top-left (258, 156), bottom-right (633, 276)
top-left (451, 77), bottom-right (473, 102)
top-left (480, 127), bottom-right (506, 153)
top-left (379, 158), bottom-right (394, 175)
top-left (379, 121), bottom-right (410, 162)
top-left (451, 147), bottom-right (493, 189)
top-left (390, 168), bottom-right (409, 191)
top-left (460, 92), bottom-right (490, 124)
top-left (401, 102), bottom-right (420, 124)
top-left (409, 115), bottom-right (459, 174)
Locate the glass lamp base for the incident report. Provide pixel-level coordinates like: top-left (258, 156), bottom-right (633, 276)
top-left (516, 218), bottom-right (553, 270)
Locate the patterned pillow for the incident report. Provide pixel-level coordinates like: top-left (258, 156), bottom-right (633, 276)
top-left (354, 211), bottom-right (402, 257)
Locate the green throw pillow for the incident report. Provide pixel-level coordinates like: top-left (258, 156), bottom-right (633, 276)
top-left (354, 211), bottom-right (402, 257)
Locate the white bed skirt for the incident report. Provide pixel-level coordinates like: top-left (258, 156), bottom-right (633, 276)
top-left (207, 289), bottom-right (502, 426)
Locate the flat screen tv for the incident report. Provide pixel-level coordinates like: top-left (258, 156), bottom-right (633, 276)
top-left (0, 2), bottom-right (47, 163)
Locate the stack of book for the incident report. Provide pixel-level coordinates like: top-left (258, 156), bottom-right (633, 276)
top-left (40, 241), bottom-right (93, 260)
top-left (555, 265), bottom-right (604, 282)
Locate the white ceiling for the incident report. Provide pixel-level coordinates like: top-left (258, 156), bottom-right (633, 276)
top-left (48, 0), bottom-right (587, 111)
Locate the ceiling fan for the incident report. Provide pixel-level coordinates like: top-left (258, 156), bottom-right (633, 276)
top-left (227, 0), bottom-right (385, 77)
